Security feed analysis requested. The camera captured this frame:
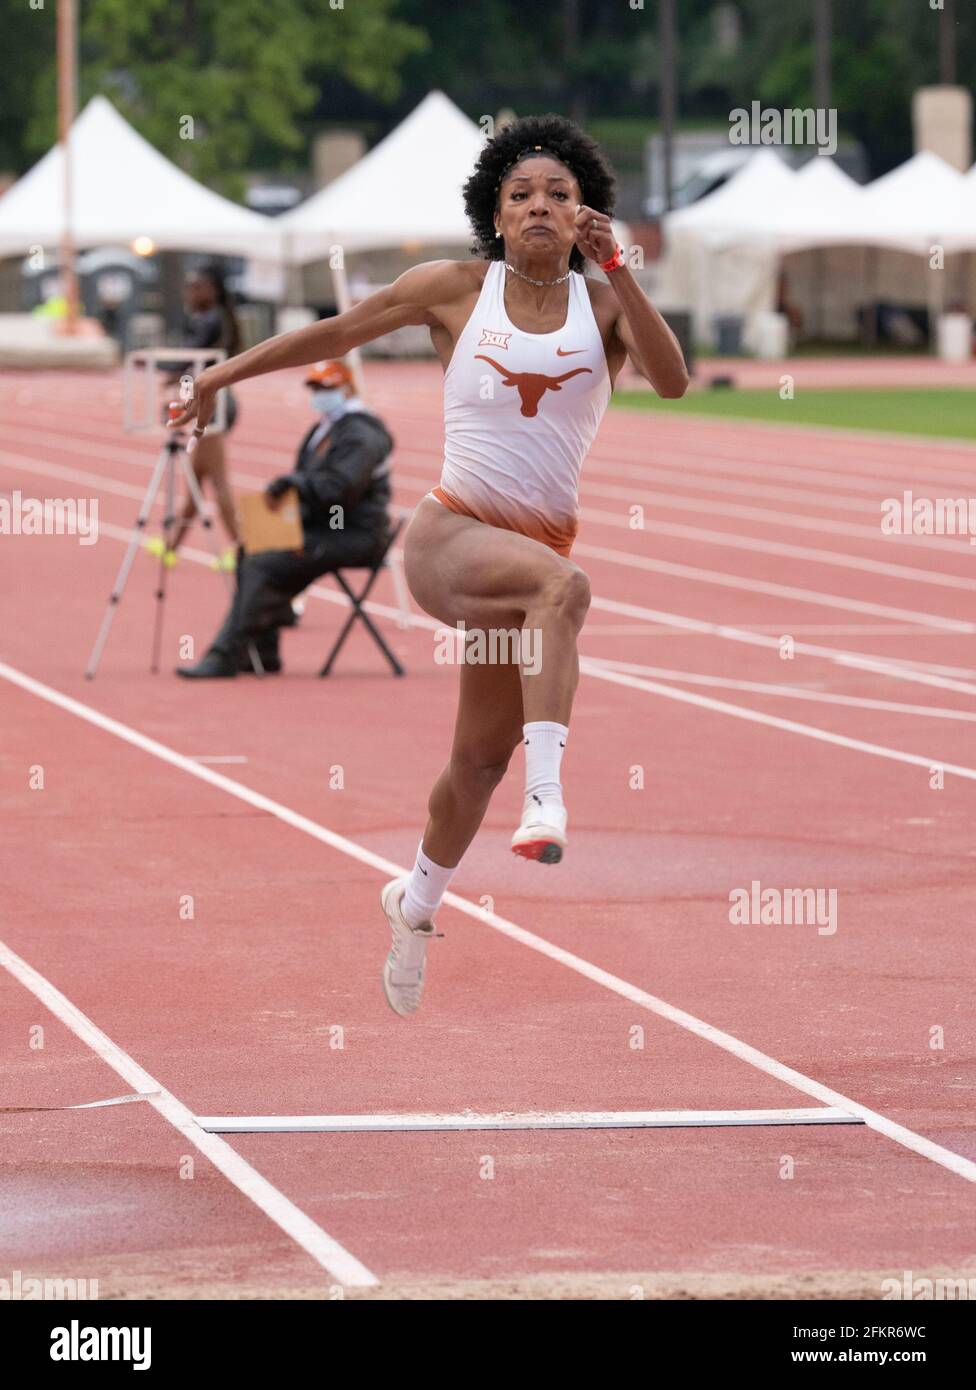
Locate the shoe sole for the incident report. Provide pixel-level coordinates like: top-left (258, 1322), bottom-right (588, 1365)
top-left (512, 838), bottom-right (563, 864)
top-left (381, 958), bottom-right (416, 1017)
top-left (380, 879), bottom-right (422, 1017)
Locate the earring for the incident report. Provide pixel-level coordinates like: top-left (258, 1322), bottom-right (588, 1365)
top-left (495, 230), bottom-right (501, 238)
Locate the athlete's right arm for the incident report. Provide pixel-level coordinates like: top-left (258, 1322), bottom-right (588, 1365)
top-left (167, 260), bottom-right (468, 429)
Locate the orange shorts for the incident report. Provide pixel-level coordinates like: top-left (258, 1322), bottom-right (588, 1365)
top-left (429, 486), bottom-right (575, 559)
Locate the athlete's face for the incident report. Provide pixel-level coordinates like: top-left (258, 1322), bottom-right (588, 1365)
top-left (494, 157), bottom-right (581, 260)
top-left (184, 273), bottom-right (215, 312)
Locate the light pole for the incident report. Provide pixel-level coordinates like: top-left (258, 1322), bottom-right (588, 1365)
top-left (813, 0), bottom-right (832, 114)
top-left (659, 0), bottom-right (677, 212)
top-left (56, 0), bottom-right (81, 333)
top-left (939, 0), bottom-right (957, 85)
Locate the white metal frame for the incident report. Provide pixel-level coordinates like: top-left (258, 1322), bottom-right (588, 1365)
top-left (123, 347), bottom-right (228, 435)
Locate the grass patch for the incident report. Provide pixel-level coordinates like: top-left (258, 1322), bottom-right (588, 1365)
top-left (613, 388), bottom-right (976, 442)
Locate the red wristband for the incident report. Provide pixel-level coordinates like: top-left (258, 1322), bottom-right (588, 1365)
top-left (599, 245), bottom-right (625, 273)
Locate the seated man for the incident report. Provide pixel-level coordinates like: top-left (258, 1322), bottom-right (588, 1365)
top-left (177, 359), bottom-right (393, 678)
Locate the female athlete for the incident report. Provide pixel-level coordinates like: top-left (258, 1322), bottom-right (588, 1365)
top-left (164, 264), bottom-right (243, 562)
top-left (169, 114), bottom-right (688, 1016)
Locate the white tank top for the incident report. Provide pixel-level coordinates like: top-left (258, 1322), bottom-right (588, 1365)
top-left (437, 259), bottom-right (611, 555)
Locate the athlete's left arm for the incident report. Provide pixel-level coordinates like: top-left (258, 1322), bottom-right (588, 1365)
top-left (607, 269), bottom-right (689, 398)
top-left (574, 204), bottom-right (688, 398)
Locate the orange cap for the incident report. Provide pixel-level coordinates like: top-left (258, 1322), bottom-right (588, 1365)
top-left (305, 359), bottom-right (354, 388)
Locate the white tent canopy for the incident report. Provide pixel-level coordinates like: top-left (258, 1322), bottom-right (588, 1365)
top-left (658, 148), bottom-right (976, 343)
top-left (277, 91), bottom-right (484, 263)
top-left (762, 157), bottom-right (870, 250)
top-left (856, 151), bottom-right (976, 254)
top-left (0, 95), bottom-right (277, 259)
top-left (665, 148), bottom-right (976, 257)
top-left (665, 149), bottom-right (799, 247)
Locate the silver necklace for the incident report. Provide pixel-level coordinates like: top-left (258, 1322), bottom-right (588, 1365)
top-left (503, 260), bottom-right (572, 287)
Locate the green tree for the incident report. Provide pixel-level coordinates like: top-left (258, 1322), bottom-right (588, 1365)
top-left (11, 0), bottom-right (427, 196)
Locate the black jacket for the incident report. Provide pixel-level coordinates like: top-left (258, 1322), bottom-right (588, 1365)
top-left (281, 409), bottom-right (393, 547)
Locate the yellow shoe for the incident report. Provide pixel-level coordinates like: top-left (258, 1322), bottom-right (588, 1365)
top-left (146, 536), bottom-right (178, 567)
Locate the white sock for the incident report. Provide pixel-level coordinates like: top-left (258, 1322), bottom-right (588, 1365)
top-left (401, 841), bottom-right (457, 927)
top-left (522, 721), bottom-right (568, 803)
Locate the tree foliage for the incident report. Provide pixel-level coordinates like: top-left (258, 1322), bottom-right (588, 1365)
top-left (1, 0), bottom-right (972, 189)
top-left (4, 0), bottom-right (427, 197)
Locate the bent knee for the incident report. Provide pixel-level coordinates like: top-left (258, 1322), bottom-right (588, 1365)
top-left (537, 562), bottom-right (591, 624)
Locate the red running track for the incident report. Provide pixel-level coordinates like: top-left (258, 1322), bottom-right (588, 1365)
top-left (1, 363), bottom-right (975, 1298)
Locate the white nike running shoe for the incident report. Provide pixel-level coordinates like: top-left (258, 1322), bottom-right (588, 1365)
top-left (380, 876), bottom-right (438, 1017)
top-left (510, 793), bottom-right (568, 864)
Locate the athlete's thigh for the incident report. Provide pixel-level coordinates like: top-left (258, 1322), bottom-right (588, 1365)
top-left (192, 433), bottom-right (224, 480)
top-left (404, 496), bottom-right (570, 629)
top-left (449, 643), bottom-right (525, 769)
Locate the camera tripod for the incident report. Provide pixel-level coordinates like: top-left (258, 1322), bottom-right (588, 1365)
top-left (85, 423), bottom-right (263, 678)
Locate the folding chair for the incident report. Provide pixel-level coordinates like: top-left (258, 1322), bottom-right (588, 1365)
top-left (319, 516), bottom-right (408, 677)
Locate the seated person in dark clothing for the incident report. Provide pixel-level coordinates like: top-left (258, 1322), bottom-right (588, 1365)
top-left (176, 359), bottom-right (393, 679)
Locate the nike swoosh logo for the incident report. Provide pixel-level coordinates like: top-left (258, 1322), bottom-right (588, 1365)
top-left (559, 741), bottom-right (565, 747)
top-left (556, 347), bottom-right (585, 356)
top-left (419, 865), bottom-right (428, 876)
top-left (532, 794), bottom-right (542, 806)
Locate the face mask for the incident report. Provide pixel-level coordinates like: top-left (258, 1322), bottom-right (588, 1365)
top-left (311, 386), bottom-right (346, 416)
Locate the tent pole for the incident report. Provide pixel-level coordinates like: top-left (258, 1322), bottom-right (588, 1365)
top-left (330, 251), bottom-right (366, 401)
top-left (283, 229), bottom-right (302, 309)
top-left (659, 0), bottom-right (677, 212)
top-left (927, 246), bottom-right (945, 354)
top-left (865, 246), bottom-right (878, 347)
top-left (56, 0), bottom-right (80, 333)
top-left (815, 246), bottom-right (826, 341)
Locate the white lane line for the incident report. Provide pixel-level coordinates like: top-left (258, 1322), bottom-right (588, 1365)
top-left (390, 416), bottom-right (976, 491)
top-left (1, 658), bottom-right (972, 1186)
top-left (6, 449), bottom-right (974, 632)
top-left (593, 440), bottom-right (976, 495)
top-left (584, 621), bottom-right (976, 658)
top-left (574, 541), bottom-right (975, 633)
top-left (189, 755), bottom-right (249, 764)
top-left (572, 457), bottom-right (976, 552)
top-left (576, 659), bottom-right (976, 780)
top-left (610, 408), bottom-right (976, 470)
top-left (0, 452), bottom-right (158, 503)
top-left (393, 468), bottom-right (976, 583)
top-left (12, 416), bottom-right (969, 541)
top-left (577, 498), bottom-right (976, 584)
top-left (11, 483), bottom-right (976, 707)
top-left (9, 437), bottom-right (976, 609)
top-left (197, 1108), bottom-right (863, 1133)
top-left (581, 656), bottom-right (976, 722)
top-left (0, 935), bottom-right (378, 1287)
top-left (8, 463), bottom-right (976, 706)
top-left (10, 386), bottom-right (976, 483)
top-left (389, 439), bottom-right (976, 536)
top-left (578, 458), bottom-right (913, 515)
top-left (588, 595), bottom-right (976, 699)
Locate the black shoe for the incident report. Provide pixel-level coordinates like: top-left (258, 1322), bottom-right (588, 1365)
top-left (175, 653), bottom-right (238, 679)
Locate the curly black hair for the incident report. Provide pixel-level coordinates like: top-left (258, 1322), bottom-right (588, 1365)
top-left (462, 113), bottom-right (616, 272)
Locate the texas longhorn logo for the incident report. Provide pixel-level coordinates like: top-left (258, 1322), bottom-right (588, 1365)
top-left (474, 355), bottom-right (592, 418)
